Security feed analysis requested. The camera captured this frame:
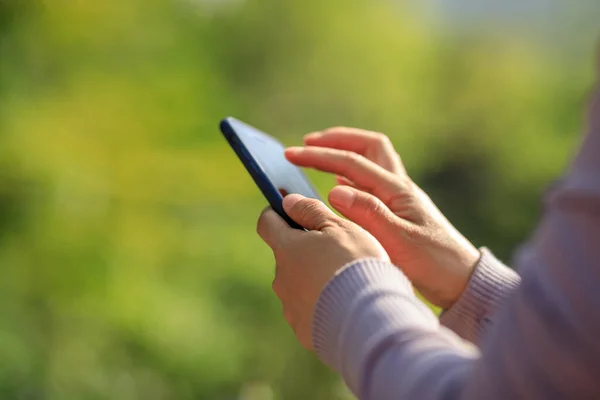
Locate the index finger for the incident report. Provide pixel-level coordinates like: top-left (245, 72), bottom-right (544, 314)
top-left (304, 127), bottom-right (405, 175)
top-left (256, 207), bottom-right (294, 249)
top-left (284, 146), bottom-right (402, 202)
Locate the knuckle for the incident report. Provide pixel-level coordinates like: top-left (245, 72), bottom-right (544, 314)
top-left (375, 132), bottom-right (393, 148)
top-left (375, 132), bottom-right (390, 143)
top-left (397, 175), bottom-right (414, 190)
top-left (387, 186), bottom-right (414, 207)
top-left (256, 211), bottom-right (268, 235)
top-left (343, 150), bottom-right (362, 163)
top-left (293, 198), bottom-right (322, 217)
top-left (364, 196), bottom-right (385, 218)
top-left (272, 277), bottom-right (281, 295)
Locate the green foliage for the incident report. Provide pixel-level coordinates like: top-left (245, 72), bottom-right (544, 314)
top-left (0, 0), bottom-right (595, 398)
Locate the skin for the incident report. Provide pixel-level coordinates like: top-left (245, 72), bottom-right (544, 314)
top-left (257, 193), bottom-right (390, 350)
top-left (257, 127), bottom-right (480, 349)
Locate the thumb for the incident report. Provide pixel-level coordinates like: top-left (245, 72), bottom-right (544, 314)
top-left (328, 186), bottom-right (402, 240)
top-left (283, 194), bottom-right (340, 231)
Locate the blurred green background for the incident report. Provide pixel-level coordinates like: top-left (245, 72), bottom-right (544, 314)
top-left (0, 0), bottom-right (598, 399)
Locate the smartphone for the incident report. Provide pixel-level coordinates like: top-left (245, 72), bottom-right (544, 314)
top-left (219, 117), bottom-right (321, 229)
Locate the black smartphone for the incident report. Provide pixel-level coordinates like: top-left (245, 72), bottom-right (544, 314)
top-left (219, 117), bottom-right (321, 229)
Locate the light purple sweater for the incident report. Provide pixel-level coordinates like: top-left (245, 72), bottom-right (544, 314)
top-left (312, 85), bottom-right (600, 399)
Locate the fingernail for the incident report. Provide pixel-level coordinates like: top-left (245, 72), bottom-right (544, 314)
top-left (285, 147), bottom-right (303, 156)
top-left (329, 186), bottom-right (355, 210)
top-left (282, 193), bottom-right (304, 211)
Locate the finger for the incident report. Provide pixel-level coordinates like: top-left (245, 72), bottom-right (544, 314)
top-left (336, 175), bottom-right (357, 187)
top-left (257, 207), bottom-right (292, 248)
top-left (328, 186), bottom-right (410, 247)
top-left (304, 127), bottom-right (384, 153)
top-left (285, 146), bottom-right (404, 203)
top-left (336, 175), bottom-right (370, 195)
top-left (304, 127), bottom-right (405, 174)
top-left (282, 194), bottom-right (340, 231)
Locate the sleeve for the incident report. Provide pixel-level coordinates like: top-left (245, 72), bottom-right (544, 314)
top-left (312, 259), bottom-right (481, 399)
top-left (439, 248), bottom-right (520, 344)
top-left (311, 86), bottom-right (600, 400)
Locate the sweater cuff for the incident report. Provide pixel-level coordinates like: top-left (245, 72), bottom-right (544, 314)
top-left (440, 247), bottom-right (521, 343)
top-left (312, 258), bottom-right (438, 393)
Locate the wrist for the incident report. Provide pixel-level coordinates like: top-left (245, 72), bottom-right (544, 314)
top-left (422, 240), bottom-right (480, 310)
top-left (445, 244), bottom-right (482, 308)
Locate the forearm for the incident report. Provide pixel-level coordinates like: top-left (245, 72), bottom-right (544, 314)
top-left (313, 259), bottom-right (480, 399)
top-left (439, 248), bottom-right (520, 344)
top-left (315, 246), bottom-right (600, 400)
